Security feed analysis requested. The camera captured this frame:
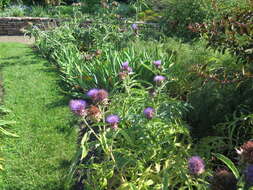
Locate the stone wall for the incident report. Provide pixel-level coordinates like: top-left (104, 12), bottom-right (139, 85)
top-left (0, 17), bottom-right (60, 35)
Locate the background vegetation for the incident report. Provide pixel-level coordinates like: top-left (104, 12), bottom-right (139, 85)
top-left (0, 0), bottom-right (253, 189)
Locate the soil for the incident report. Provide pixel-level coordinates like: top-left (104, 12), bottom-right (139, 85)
top-left (0, 35), bottom-right (35, 44)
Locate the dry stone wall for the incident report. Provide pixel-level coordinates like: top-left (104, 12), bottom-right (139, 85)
top-left (0, 17), bottom-right (60, 35)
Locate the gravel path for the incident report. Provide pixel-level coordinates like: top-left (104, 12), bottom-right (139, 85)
top-left (0, 35), bottom-right (35, 44)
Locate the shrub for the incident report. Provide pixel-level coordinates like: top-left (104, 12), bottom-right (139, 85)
top-left (0, 0), bottom-right (10, 10)
top-left (192, 8), bottom-right (253, 64)
top-left (148, 0), bottom-right (213, 40)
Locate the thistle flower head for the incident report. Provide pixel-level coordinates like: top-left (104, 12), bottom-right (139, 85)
top-left (119, 72), bottom-right (128, 80)
top-left (121, 61), bottom-right (132, 73)
top-left (238, 141), bottom-right (253, 164)
top-left (87, 105), bottom-right (102, 122)
top-left (96, 89), bottom-right (109, 103)
top-left (143, 107), bottom-right (155, 119)
top-left (131, 23), bottom-right (138, 30)
top-left (188, 156), bottom-right (205, 175)
top-left (153, 60), bottom-right (162, 68)
top-left (87, 88), bottom-right (99, 100)
top-left (210, 169), bottom-right (237, 190)
top-left (154, 75), bottom-right (166, 83)
top-left (87, 88), bottom-right (108, 104)
top-left (106, 114), bottom-right (120, 130)
top-left (122, 61), bottom-right (129, 68)
top-left (245, 165), bottom-right (253, 187)
top-left (69, 99), bottom-right (87, 116)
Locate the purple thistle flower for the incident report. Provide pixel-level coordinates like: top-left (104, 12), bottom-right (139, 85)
top-left (153, 60), bottom-right (162, 67)
top-left (121, 61), bottom-right (133, 73)
top-left (188, 156), bottom-right (205, 175)
top-left (131, 23), bottom-right (138, 30)
top-left (69, 99), bottom-right (87, 116)
top-left (106, 114), bottom-right (120, 130)
top-left (143, 107), bottom-right (155, 119)
top-left (154, 75), bottom-right (166, 83)
top-left (87, 88), bottom-right (108, 104)
top-left (122, 61), bottom-right (129, 68)
top-left (96, 89), bottom-right (109, 103)
top-left (87, 88), bottom-right (99, 100)
top-left (245, 165), bottom-right (253, 186)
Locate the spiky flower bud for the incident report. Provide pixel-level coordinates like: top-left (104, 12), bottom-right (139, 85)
top-left (188, 156), bottom-right (205, 175)
top-left (153, 60), bottom-right (162, 69)
top-left (69, 99), bottom-right (87, 116)
top-left (143, 107), bottom-right (155, 119)
top-left (154, 75), bottom-right (166, 83)
top-left (106, 114), bottom-right (120, 130)
top-left (87, 105), bottom-right (102, 122)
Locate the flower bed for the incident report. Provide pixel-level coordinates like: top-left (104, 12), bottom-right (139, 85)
top-left (31, 1), bottom-right (253, 189)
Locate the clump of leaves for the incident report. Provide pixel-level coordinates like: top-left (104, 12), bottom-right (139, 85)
top-left (191, 7), bottom-right (253, 64)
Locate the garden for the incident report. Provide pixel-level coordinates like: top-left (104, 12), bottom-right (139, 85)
top-left (0, 0), bottom-right (253, 189)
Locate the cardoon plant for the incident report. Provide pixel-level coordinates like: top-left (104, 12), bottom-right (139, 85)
top-left (96, 89), bottom-right (109, 103)
top-left (153, 60), bottom-right (162, 69)
top-left (131, 23), bottom-right (138, 35)
top-left (154, 75), bottom-right (166, 83)
top-left (87, 88), bottom-right (99, 100)
top-left (106, 114), bottom-right (120, 130)
top-left (143, 107), bottom-right (155, 119)
top-left (188, 156), bottom-right (205, 175)
top-left (87, 105), bottom-right (102, 122)
top-left (121, 61), bottom-right (132, 73)
top-left (69, 99), bottom-right (87, 116)
top-left (131, 23), bottom-right (138, 31)
top-left (87, 88), bottom-right (109, 104)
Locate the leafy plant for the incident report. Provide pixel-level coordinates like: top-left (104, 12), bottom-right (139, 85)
top-left (0, 0), bottom-right (10, 10)
top-left (192, 7), bottom-right (253, 64)
top-left (69, 73), bottom-right (210, 190)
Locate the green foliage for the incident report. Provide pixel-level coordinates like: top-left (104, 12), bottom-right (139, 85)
top-left (31, 18), bottom-right (168, 92)
top-left (0, 5), bottom-right (82, 18)
top-left (150, 0), bottom-right (212, 40)
top-left (30, 2), bottom-right (253, 189)
top-left (213, 153), bottom-right (240, 179)
top-left (81, 0), bottom-right (101, 13)
top-left (74, 75), bottom-right (210, 190)
top-left (192, 7), bottom-right (253, 64)
top-left (0, 0), bottom-right (10, 10)
top-left (21, 0), bottom-right (62, 5)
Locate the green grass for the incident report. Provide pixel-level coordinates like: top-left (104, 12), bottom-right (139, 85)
top-left (0, 43), bottom-right (77, 190)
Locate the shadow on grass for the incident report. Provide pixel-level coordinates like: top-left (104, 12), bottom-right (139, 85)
top-left (55, 121), bottom-right (77, 136)
top-left (0, 54), bottom-right (40, 69)
top-left (0, 56), bottom-right (21, 61)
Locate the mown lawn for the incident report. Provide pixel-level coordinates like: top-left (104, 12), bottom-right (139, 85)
top-left (0, 43), bottom-right (77, 190)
